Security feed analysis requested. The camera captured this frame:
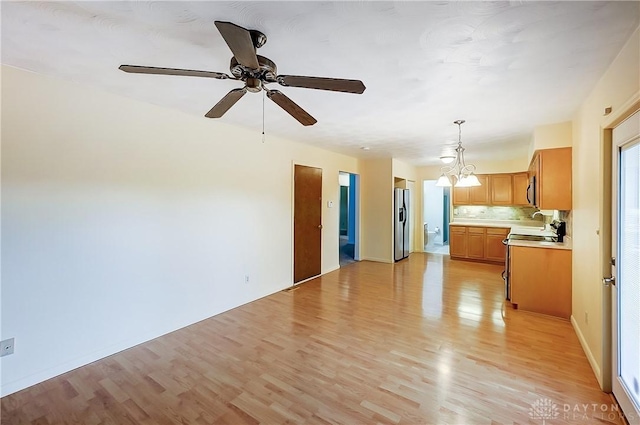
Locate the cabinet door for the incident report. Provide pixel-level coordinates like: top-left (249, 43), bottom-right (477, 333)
top-left (538, 147), bottom-right (572, 210)
top-left (467, 227), bottom-right (485, 259)
top-left (510, 246), bottom-right (572, 318)
top-left (449, 226), bottom-right (467, 258)
top-left (452, 186), bottom-right (469, 205)
top-left (490, 174), bottom-right (513, 205)
top-left (469, 175), bottom-right (490, 204)
top-left (512, 172), bottom-right (529, 206)
top-left (485, 228), bottom-right (509, 262)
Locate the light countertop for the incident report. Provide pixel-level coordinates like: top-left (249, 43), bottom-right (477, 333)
top-left (508, 237), bottom-right (572, 251)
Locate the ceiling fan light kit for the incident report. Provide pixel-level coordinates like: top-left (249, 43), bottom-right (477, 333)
top-left (119, 21), bottom-right (366, 126)
top-left (435, 120), bottom-right (481, 188)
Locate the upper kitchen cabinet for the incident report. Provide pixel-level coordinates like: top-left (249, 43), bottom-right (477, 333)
top-left (452, 183), bottom-right (470, 205)
top-left (469, 175), bottom-right (490, 204)
top-left (453, 175), bottom-right (489, 205)
top-left (453, 174), bottom-right (523, 206)
top-left (512, 172), bottom-right (530, 206)
top-left (529, 147), bottom-right (572, 210)
top-left (490, 174), bottom-right (513, 205)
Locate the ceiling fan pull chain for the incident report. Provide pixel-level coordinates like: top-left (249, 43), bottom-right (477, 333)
top-left (262, 89), bottom-right (266, 143)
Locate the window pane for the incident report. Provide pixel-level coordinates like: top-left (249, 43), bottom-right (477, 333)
top-left (619, 141), bottom-right (640, 411)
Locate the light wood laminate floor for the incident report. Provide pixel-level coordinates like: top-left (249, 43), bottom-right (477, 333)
top-left (1, 254), bottom-right (621, 424)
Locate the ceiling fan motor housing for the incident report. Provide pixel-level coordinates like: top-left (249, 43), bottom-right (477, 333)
top-left (229, 55), bottom-right (277, 85)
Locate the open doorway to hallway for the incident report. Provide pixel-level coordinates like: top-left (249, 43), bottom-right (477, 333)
top-left (339, 172), bottom-right (359, 266)
top-left (423, 180), bottom-right (450, 255)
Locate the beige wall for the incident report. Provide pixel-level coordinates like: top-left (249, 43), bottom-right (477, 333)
top-left (0, 65), bottom-right (359, 395)
top-left (572, 26), bottom-right (640, 389)
top-left (360, 158), bottom-right (393, 262)
top-left (529, 121), bottom-right (573, 161)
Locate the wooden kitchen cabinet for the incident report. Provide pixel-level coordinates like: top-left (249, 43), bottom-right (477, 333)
top-left (449, 225), bottom-right (509, 264)
top-left (467, 227), bottom-right (485, 259)
top-left (512, 172), bottom-right (530, 206)
top-left (490, 174), bottom-right (513, 205)
top-left (452, 173), bottom-right (525, 206)
top-left (485, 228), bottom-right (509, 262)
top-left (468, 175), bottom-right (490, 204)
top-left (449, 226), bottom-right (468, 258)
top-left (453, 175), bottom-right (489, 205)
top-left (529, 147), bottom-right (572, 210)
top-left (452, 185), bottom-right (470, 205)
top-left (510, 245), bottom-right (572, 319)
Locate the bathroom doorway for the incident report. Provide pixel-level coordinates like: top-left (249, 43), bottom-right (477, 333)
top-left (423, 180), bottom-right (450, 254)
top-left (339, 172), bottom-right (359, 266)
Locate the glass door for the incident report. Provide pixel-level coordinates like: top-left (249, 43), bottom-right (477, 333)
top-left (611, 111), bottom-right (640, 424)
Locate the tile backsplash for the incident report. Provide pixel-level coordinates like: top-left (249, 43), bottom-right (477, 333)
top-left (453, 206), bottom-right (572, 236)
top-left (453, 206), bottom-right (543, 222)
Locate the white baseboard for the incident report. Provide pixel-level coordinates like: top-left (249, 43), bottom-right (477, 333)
top-left (571, 314), bottom-right (603, 389)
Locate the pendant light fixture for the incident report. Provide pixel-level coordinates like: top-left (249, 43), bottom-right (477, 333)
top-left (435, 120), bottom-right (481, 187)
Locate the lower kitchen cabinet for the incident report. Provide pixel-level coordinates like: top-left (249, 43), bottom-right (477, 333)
top-left (467, 227), bottom-right (485, 259)
top-left (449, 225), bottom-right (508, 264)
top-left (510, 246), bottom-right (572, 319)
top-left (449, 226), bottom-right (467, 257)
top-left (485, 228), bottom-right (509, 261)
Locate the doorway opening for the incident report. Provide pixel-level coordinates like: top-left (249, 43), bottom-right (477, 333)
top-left (339, 172), bottom-right (359, 267)
top-left (423, 180), bottom-right (450, 255)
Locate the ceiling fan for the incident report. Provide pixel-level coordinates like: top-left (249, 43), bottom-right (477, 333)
top-left (119, 21), bottom-right (366, 126)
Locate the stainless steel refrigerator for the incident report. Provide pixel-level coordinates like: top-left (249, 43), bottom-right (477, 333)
top-left (394, 188), bottom-right (410, 261)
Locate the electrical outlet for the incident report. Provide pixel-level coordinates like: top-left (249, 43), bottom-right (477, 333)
top-left (1, 338), bottom-right (15, 357)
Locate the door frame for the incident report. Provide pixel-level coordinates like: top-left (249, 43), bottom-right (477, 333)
top-left (338, 171), bottom-right (361, 263)
top-left (608, 108), bottom-right (640, 423)
top-left (601, 98), bottom-right (640, 394)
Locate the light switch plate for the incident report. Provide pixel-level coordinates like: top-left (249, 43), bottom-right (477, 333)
top-left (327, 201), bottom-right (334, 208)
top-left (1, 338), bottom-right (15, 357)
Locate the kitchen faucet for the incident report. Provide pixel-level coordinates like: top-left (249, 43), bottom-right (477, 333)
top-left (532, 211), bottom-right (546, 229)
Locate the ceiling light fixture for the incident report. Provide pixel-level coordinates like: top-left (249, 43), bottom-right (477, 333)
top-left (435, 120), bottom-right (481, 188)
top-left (439, 155), bottom-right (456, 164)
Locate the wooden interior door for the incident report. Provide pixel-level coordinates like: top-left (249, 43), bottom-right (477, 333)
top-left (294, 165), bottom-right (322, 283)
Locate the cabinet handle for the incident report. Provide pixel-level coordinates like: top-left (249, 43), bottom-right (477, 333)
top-left (526, 185), bottom-right (531, 204)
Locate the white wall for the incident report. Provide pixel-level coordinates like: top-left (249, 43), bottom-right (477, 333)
top-left (0, 66), bottom-right (359, 396)
top-left (572, 26), bottom-right (640, 389)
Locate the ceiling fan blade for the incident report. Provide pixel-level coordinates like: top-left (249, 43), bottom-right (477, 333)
top-left (266, 90), bottom-right (317, 126)
top-left (214, 21), bottom-right (260, 70)
top-left (119, 65), bottom-right (229, 79)
top-left (277, 75), bottom-right (366, 94)
top-left (205, 88), bottom-right (247, 118)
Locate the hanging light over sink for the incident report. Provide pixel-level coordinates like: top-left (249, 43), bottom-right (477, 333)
top-left (435, 120), bottom-right (481, 187)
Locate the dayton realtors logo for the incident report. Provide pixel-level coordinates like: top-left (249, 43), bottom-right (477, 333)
top-left (529, 398), bottom-right (559, 424)
top-left (529, 398), bottom-right (632, 423)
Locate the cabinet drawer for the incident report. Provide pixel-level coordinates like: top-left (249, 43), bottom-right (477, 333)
top-left (468, 227), bottom-right (485, 235)
top-left (486, 227), bottom-right (509, 236)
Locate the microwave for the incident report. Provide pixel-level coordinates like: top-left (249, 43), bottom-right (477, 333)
top-left (526, 175), bottom-right (536, 207)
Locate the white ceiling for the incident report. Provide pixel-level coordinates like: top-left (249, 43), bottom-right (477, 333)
top-left (2, 1), bottom-right (638, 166)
